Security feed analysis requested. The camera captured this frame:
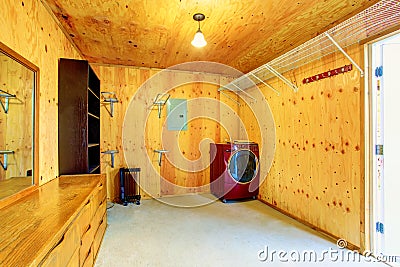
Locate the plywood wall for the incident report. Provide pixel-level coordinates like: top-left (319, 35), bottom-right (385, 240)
top-left (93, 65), bottom-right (149, 200)
top-left (93, 65), bottom-right (238, 201)
top-left (0, 54), bottom-right (34, 180)
top-left (0, 1), bottom-right (365, 248)
top-left (240, 44), bottom-right (363, 247)
top-left (0, 0), bottom-right (82, 185)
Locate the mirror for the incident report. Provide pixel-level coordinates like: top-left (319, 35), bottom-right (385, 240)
top-left (0, 42), bottom-right (38, 206)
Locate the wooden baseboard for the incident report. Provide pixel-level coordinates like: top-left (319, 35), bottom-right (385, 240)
top-left (258, 197), bottom-right (360, 251)
top-left (157, 192), bottom-right (212, 198)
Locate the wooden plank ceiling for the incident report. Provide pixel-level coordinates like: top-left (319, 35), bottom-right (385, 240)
top-left (43, 0), bottom-right (379, 74)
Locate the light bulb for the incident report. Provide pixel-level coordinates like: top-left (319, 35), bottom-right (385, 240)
top-left (191, 30), bottom-right (207, 48)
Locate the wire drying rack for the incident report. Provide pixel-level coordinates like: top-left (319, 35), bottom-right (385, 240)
top-left (220, 0), bottom-right (400, 93)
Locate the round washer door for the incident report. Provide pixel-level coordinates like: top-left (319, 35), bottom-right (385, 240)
top-left (228, 149), bottom-right (258, 183)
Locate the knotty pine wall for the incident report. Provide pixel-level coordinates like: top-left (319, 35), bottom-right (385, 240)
top-left (240, 44), bottom-right (364, 247)
top-left (0, 0), bottom-right (366, 248)
top-left (157, 75), bottom-right (238, 197)
top-left (0, 0), bottom-right (82, 184)
top-left (92, 65), bottom-right (239, 201)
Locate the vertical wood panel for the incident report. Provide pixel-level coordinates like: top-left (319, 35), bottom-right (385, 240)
top-left (0, 0), bottom-right (39, 65)
top-left (219, 76), bottom-right (240, 142)
top-left (244, 44), bottom-right (363, 246)
top-left (159, 73), bottom-right (221, 196)
top-left (96, 66), bottom-right (144, 199)
top-left (237, 84), bottom-right (276, 187)
top-left (97, 66), bottom-right (160, 200)
top-left (96, 66), bottom-right (239, 200)
top-left (0, 0), bottom-right (83, 185)
top-left (37, 2), bottom-right (83, 184)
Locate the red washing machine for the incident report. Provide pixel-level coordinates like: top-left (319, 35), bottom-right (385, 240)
top-left (210, 142), bottom-right (260, 202)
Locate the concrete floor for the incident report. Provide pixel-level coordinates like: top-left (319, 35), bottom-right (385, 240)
top-left (95, 195), bottom-right (388, 267)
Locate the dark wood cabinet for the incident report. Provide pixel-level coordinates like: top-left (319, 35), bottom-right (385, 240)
top-left (58, 58), bottom-right (100, 175)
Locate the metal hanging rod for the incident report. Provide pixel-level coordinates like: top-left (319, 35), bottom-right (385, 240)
top-left (102, 150), bottom-right (119, 168)
top-left (0, 90), bottom-right (16, 114)
top-left (0, 150), bottom-right (14, 170)
top-left (153, 93), bottom-right (170, 118)
top-left (154, 149), bottom-right (169, 167)
top-left (101, 92), bottom-right (118, 117)
top-left (0, 90), bottom-right (15, 98)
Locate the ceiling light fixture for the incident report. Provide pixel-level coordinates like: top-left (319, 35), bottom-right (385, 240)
top-left (191, 13), bottom-right (207, 48)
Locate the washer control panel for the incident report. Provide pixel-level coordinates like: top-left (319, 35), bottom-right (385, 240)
top-left (231, 143), bottom-right (258, 152)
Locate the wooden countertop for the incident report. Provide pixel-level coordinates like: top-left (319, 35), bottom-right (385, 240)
top-left (0, 174), bottom-right (103, 266)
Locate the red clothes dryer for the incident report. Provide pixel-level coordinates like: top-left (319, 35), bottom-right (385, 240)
top-left (210, 142), bottom-right (260, 202)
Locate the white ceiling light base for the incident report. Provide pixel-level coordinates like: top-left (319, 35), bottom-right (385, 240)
top-left (191, 13), bottom-right (207, 48)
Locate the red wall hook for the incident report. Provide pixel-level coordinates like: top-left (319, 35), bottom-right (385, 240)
top-left (303, 64), bottom-right (353, 84)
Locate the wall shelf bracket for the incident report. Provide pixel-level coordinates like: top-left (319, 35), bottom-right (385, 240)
top-left (101, 150), bottom-right (119, 168)
top-left (250, 73), bottom-right (281, 96)
top-left (218, 81), bottom-right (257, 102)
top-left (325, 33), bottom-right (364, 77)
top-left (0, 90), bottom-right (16, 114)
top-left (220, 90), bottom-right (240, 105)
top-left (154, 149), bottom-right (169, 167)
top-left (101, 92), bottom-right (118, 117)
top-left (263, 64), bottom-right (298, 92)
top-left (230, 83), bottom-right (257, 101)
top-left (153, 93), bottom-right (170, 118)
top-left (0, 150), bottom-right (14, 170)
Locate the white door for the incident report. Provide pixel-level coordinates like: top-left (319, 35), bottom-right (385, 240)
top-left (371, 34), bottom-right (400, 262)
top-left (381, 43), bottom-right (400, 257)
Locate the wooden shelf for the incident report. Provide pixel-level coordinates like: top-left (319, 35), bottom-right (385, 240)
top-left (58, 58), bottom-right (101, 175)
top-left (88, 112), bottom-right (100, 120)
top-left (88, 87), bottom-right (100, 100)
top-left (89, 165), bottom-right (100, 174)
top-left (88, 143), bottom-right (100, 148)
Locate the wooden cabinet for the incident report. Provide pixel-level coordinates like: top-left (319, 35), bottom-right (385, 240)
top-left (58, 58), bottom-right (100, 175)
top-left (40, 221), bottom-right (80, 267)
top-left (0, 174), bottom-right (107, 267)
top-left (77, 182), bottom-right (107, 267)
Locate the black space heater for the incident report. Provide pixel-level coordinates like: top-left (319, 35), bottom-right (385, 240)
top-left (119, 168), bottom-right (141, 206)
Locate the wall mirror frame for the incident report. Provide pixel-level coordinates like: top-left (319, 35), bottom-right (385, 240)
top-left (0, 42), bottom-right (39, 210)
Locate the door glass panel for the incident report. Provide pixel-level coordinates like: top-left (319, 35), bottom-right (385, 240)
top-left (228, 150), bottom-right (257, 183)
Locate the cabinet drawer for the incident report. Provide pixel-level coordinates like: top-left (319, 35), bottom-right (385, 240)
top-left (81, 244), bottom-right (94, 267)
top-left (91, 180), bottom-right (106, 218)
top-left (77, 198), bottom-right (92, 238)
top-left (93, 213), bottom-right (107, 259)
top-left (79, 220), bottom-right (95, 265)
top-left (40, 222), bottom-right (80, 267)
top-left (98, 177), bottom-right (106, 201)
top-left (93, 197), bottom-right (106, 231)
